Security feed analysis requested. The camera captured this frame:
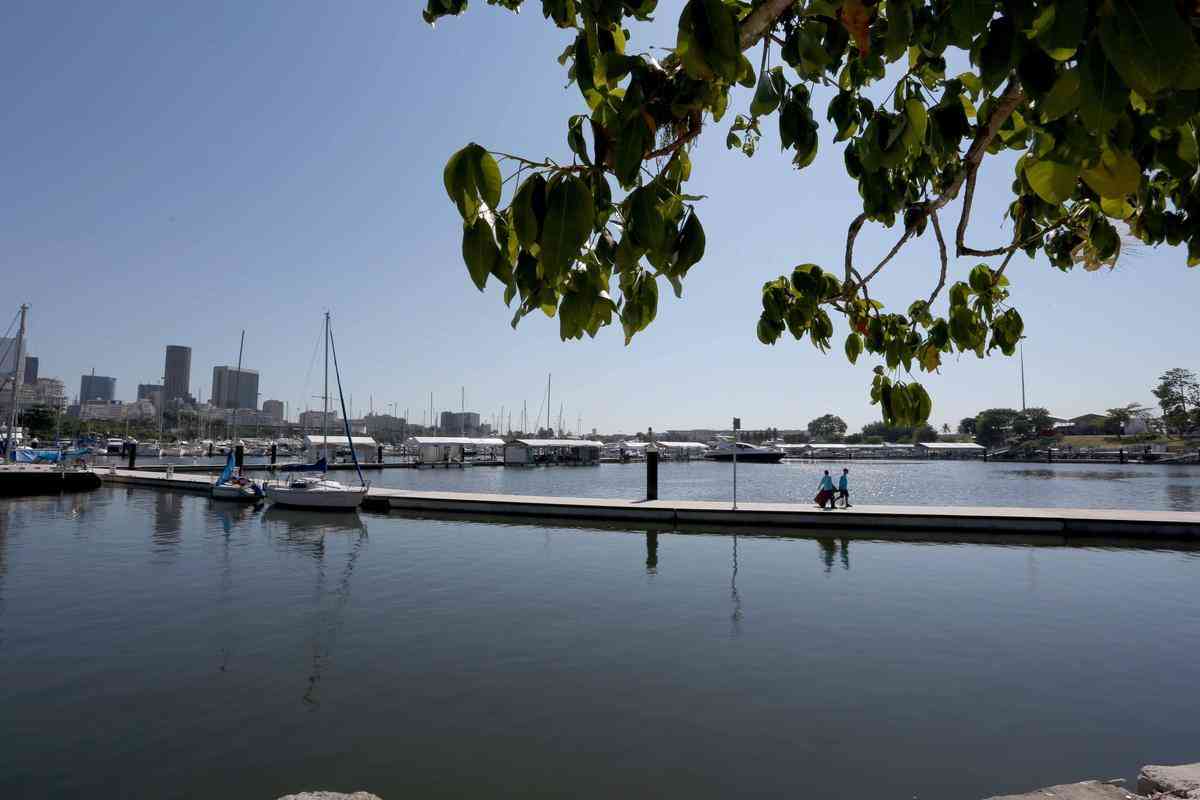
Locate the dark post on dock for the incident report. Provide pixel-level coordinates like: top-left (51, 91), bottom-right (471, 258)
top-left (270, 443), bottom-right (277, 465)
top-left (646, 428), bottom-right (658, 501)
top-left (235, 443), bottom-right (244, 468)
top-left (127, 443), bottom-right (136, 470)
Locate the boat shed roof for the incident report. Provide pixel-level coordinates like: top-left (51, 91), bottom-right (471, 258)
top-left (305, 435), bottom-right (378, 447)
top-left (512, 438), bottom-right (604, 448)
top-left (407, 436), bottom-right (506, 447)
top-left (919, 442), bottom-right (985, 450)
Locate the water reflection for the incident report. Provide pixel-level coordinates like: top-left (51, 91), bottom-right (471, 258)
top-left (1001, 469), bottom-right (1144, 481)
top-left (730, 536), bottom-right (742, 635)
top-left (152, 492), bottom-right (184, 551)
top-left (259, 508), bottom-right (368, 707)
top-left (1166, 484), bottom-right (1198, 512)
top-left (645, 532), bottom-right (658, 573)
top-left (816, 538), bottom-right (850, 573)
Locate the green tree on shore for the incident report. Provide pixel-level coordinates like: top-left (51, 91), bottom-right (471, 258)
top-left (1105, 402), bottom-right (1151, 437)
top-left (426, 0), bottom-right (1200, 428)
top-left (1152, 368), bottom-right (1199, 434)
top-left (807, 413), bottom-right (848, 442)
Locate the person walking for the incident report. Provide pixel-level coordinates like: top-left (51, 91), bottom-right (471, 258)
top-left (815, 469), bottom-right (836, 509)
top-left (837, 468), bottom-right (851, 508)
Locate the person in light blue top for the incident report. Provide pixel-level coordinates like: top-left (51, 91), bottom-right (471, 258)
top-left (837, 468), bottom-right (851, 508)
top-left (816, 470), bottom-right (836, 509)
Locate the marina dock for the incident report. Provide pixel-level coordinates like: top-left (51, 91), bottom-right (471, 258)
top-left (95, 468), bottom-right (1200, 540)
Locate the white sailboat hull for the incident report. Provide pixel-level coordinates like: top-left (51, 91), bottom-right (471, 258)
top-left (264, 480), bottom-right (367, 510)
top-left (212, 482), bottom-right (264, 502)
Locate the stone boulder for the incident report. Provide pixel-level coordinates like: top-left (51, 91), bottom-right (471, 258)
top-left (1139, 763), bottom-right (1200, 798)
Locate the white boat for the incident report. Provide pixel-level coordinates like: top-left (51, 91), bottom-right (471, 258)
top-left (212, 477), bottom-right (264, 501)
top-left (136, 441), bottom-right (161, 457)
top-left (703, 440), bottom-right (785, 463)
top-left (106, 438), bottom-right (124, 455)
top-left (264, 312), bottom-right (367, 511)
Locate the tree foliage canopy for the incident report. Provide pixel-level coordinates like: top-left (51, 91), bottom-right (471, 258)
top-left (426, 0), bottom-right (1200, 426)
top-left (807, 412), bottom-right (848, 440)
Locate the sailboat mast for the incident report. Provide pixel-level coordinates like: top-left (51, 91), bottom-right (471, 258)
top-left (1020, 344), bottom-right (1027, 412)
top-left (4, 304), bottom-right (28, 458)
top-left (323, 312), bottom-right (330, 462)
top-left (546, 373), bottom-right (551, 434)
top-left (232, 329), bottom-right (245, 447)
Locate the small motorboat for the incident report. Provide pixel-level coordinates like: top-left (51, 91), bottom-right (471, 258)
top-left (211, 453), bottom-right (263, 502)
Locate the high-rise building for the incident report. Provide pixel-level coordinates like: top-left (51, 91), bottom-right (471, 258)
top-left (211, 366), bottom-right (259, 410)
top-left (138, 383), bottom-right (164, 406)
top-left (80, 373), bottom-right (116, 403)
top-left (262, 399), bottom-right (285, 421)
top-left (164, 345), bottom-right (191, 404)
top-left (440, 411), bottom-right (481, 434)
top-left (22, 356), bottom-right (38, 384)
top-left (299, 409), bottom-right (338, 430)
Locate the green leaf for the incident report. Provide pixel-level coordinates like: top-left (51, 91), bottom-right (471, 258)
top-left (462, 217), bottom-right (500, 291)
top-left (844, 332), bottom-right (863, 364)
top-left (1022, 158), bottom-right (1080, 205)
top-left (977, 17), bottom-right (1016, 93)
top-left (901, 98), bottom-right (927, 151)
top-left (627, 186), bottom-right (669, 256)
top-left (512, 174), bottom-right (548, 250)
top-left (1039, 67), bottom-right (1080, 123)
top-left (673, 211), bottom-right (706, 276)
top-left (443, 143), bottom-right (500, 220)
top-left (676, 0), bottom-right (741, 83)
top-left (567, 115), bottom-right (591, 164)
top-left (1034, 0), bottom-right (1084, 61)
top-left (1099, 0), bottom-right (1200, 98)
top-left (1081, 147), bottom-right (1141, 199)
top-left (883, 0), bottom-right (912, 62)
top-left (750, 66), bottom-right (782, 117)
top-left (1078, 45), bottom-right (1128, 134)
top-left (539, 175), bottom-right (594, 282)
top-left (614, 113), bottom-right (651, 188)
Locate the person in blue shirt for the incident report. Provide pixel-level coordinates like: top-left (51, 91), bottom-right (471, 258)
top-left (816, 470), bottom-right (836, 509)
top-left (837, 468), bottom-right (851, 508)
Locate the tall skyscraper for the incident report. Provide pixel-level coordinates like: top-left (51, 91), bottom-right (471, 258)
top-left (262, 399), bottom-right (285, 421)
top-left (22, 356), bottom-right (38, 384)
top-left (211, 366), bottom-right (259, 410)
top-left (164, 345), bottom-right (191, 404)
top-left (80, 373), bottom-right (116, 403)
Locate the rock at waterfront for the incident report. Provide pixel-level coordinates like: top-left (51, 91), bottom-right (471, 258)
top-left (275, 792), bottom-right (382, 800)
top-left (984, 780), bottom-right (1141, 800)
top-left (1138, 763), bottom-right (1200, 798)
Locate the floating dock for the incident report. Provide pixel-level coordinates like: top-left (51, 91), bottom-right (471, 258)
top-left (94, 468), bottom-right (1200, 540)
top-left (0, 465), bottom-right (102, 496)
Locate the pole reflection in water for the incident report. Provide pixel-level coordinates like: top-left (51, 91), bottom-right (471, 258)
top-left (730, 535), bottom-right (742, 636)
top-left (260, 508), bottom-right (368, 708)
top-left (645, 531), bottom-right (657, 574)
top-left (816, 538), bottom-right (850, 573)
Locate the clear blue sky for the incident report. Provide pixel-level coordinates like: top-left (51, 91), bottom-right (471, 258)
top-left (2, 1), bottom-right (1195, 434)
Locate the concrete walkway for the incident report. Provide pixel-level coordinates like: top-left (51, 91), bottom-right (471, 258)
top-left (94, 468), bottom-right (1200, 540)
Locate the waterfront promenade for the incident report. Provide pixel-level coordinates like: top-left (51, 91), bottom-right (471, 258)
top-left (97, 468), bottom-right (1200, 540)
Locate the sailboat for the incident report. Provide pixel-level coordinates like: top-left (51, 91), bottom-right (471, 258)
top-left (263, 312), bottom-right (368, 510)
top-left (212, 330), bottom-right (262, 501)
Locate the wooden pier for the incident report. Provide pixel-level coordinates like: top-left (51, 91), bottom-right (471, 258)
top-left (0, 465), bottom-right (102, 496)
top-left (94, 468), bottom-right (1200, 540)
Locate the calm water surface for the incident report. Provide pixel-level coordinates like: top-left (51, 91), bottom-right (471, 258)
top-left (3, 488), bottom-right (1199, 799)
top-left (102, 456), bottom-right (1200, 511)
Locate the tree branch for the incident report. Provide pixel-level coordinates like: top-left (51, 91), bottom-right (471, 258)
top-left (928, 211), bottom-right (949, 305)
top-left (947, 79), bottom-right (1026, 255)
top-left (738, 0), bottom-right (795, 51)
top-left (844, 212), bottom-right (868, 287)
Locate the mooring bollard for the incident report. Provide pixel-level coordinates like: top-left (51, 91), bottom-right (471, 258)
top-left (235, 443), bottom-right (244, 468)
top-left (270, 443), bottom-right (277, 465)
top-left (646, 438), bottom-right (659, 501)
top-left (127, 443), bottom-right (136, 470)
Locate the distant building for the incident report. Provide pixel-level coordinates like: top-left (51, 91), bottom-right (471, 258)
top-left (137, 383), bottom-right (164, 406)
top-left (211, 366), bottom-right (259, 410)
top-left (22, 356), bottom-right (38, 384)
top-left (440, 411), bottom-right (481, 435)
top-left (299, 409), bottom-right (338, 431)
top-left (164, 345), bottom-right (191, 404)
top-left (262, 399), bottom-right (285, 421)
top-left (0, 376), bottom-right (66, 415)
top-left (79, 399), bottom-right (156, 422)
top-left (80, 374), bottom-right (116, 403)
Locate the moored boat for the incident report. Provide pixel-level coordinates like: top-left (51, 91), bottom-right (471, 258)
top-left (703, 440), bottom-right (785, 463)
